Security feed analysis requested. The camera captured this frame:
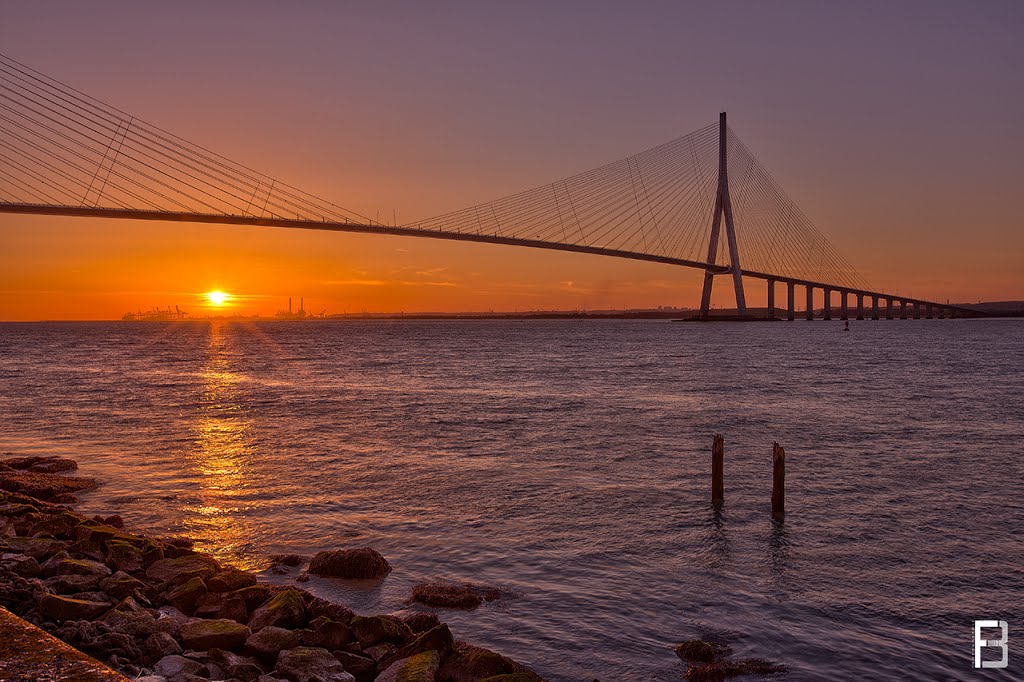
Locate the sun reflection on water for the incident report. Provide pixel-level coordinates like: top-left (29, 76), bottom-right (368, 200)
top-left (183, 321), bottom-right (261, 569)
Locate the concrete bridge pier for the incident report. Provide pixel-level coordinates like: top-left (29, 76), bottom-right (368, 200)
top-left (913, 302), bottom-right (921, 319)
top-left (767, 279), bottom-right (776, 320)
top-left (823, 288), bottom-right (832, 320)
top-left (840, 291), bottom-right (849, 320)
top-left (925, 304), bottom-right (934, 319)
top-left (856, 294), bottom-right (865, 320)
top-left (787, 282), bottom-right (795, 321)
top-left (806, 285), bottom-right (814, 320)
top-left (886, 298), bottom-right (894, 320)
top-left (900, 301), bottom-right (908, 319)
top-left (938, 307), bottom-right (946, 319)
top-left (871, 296), bottom-right (879, 320)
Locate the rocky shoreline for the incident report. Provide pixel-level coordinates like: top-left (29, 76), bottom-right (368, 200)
top-left (0, 456), bottom-right (542, 682)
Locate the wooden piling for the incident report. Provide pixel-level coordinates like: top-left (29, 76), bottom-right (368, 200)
top-left (712, 434), bottom-right (724, 507)
top-left (771, 442), bottom-right (785, 520)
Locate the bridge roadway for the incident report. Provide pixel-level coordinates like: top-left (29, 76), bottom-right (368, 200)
top-left (0, 202), bottom-right (978, 320)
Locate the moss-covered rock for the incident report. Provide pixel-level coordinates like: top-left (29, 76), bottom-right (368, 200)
top-left (165, 576), bottom-right (207, 615)
top-left (248, 588), bottom-right (306, 632)
top-left (350, 614), bottom-right (413, 647)
top-left (180, 618), bottom-right (251, 651)
top-left (105, 541), bottom-right (143, 574)
top-left (208, 567), bottom-right (257, 592)
top-left (439, 642), bottom-right (542, 682)
top-left (145, 554), bottom-right (219, 586)
top-left (226, 584), bottom-right (276, 612)
top-left (55, 558), bottom-right (112, 578)
top-left (98, 570), bottom-right (149, 601)
top-left (376, 650), bottom-right (440, 682)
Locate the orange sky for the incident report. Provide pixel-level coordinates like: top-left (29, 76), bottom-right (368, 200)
top-left (1, 3), bottom-right (1022, 320)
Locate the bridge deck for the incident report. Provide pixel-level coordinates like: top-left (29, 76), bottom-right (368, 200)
top-left (0, 202), bottom-right (972, 313)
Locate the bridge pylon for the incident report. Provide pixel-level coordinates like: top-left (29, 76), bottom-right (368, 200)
top-left (698, 112), bottom-right (747, 319)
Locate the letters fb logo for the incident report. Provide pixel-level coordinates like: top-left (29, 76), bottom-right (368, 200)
top-left (975, 620), bottom-right (1008, 669)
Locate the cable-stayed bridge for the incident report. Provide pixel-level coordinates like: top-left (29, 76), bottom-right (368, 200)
top-left (0, 54), bottom-right (973, 320)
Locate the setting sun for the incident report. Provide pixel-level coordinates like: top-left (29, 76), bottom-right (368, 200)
top-left (205, 290), bottom-right (230, 306)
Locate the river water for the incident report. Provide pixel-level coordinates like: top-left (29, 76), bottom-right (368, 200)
top-left (0, 319), bottom-right (1021, 680)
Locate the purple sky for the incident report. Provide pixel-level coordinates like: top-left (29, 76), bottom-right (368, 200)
top-left (1, 2), bottom-right (1022, 317)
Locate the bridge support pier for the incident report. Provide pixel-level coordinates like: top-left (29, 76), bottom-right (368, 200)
top-left (806, 285), bottom-right (814, 320)
top-left (787, 282), bottom-right (795, 321)
top-left (772, 442), bottom-right (785, 521)
top-left (925, 304), bottom-right (933, 319)
top-left (698, 112), bottom-right (747, 319)
top-left (913, 302), bottom-right (921, 319)
top-left (840, 291), bottom-right (849, 320)
top-left (938, 307), bottom-right (946, 319)
top-left (871, 296), bottom-right (879, 320)
top-left (767, 279), bottom-right (775, 320)
top-left (823, 288), bottom-right (832, 320)
top-left (886, 298), bottom-right (894, 320)
top-left (712, 434), bottom-right (724, 508)
top-left (856, 294), bottom-right (865, 320)
top-left (900, 300), bottom-right (908, 319)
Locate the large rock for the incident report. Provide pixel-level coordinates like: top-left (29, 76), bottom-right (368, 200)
top-left (377, 651), bottom-right (440, 682)
top-left (409, 582), bottom-right (502, 610)
top-left (208, 567), bottom-right (257, 592)
top-left (153, 653), bottom-right (209, 680)
top-left (143, 631), bottom-right (183, 663)
top-left (0, 465), bottom-right (95, 502)
top-left (307, 548), bottom-right (391, 579)
top-left (39, 593), bottom-right (112, 622)
top-left (274, 646), bottom-right (354, 682)
top-left (245, 625), bottom-right (301, 663)
top-left (349, 614), bottom-right (412, 648)
top-left (299, 616), bottom-right (352, 650)
top-left (379, 624), bottom-right (454, 671)
top-left (439, 642), bottom-right (543, 682)
top-left (248, 588), bottom-right (306, 632)
top-left (332, 651), bottom-right (375, 681)
top-left (100, 570), bottom-right (150, 600)
top-left (400, 611), bottom-right (441, 634)
top-left (180, 618), bottom-right (252, 651)
top-left (227, 584), bottom-right (275, 612)
top-left (209, 648), bottom-right (265, 681)
top-left (0, 455), bottom-right (77, 473)
top-left (218, 595), bottom-right (249, 623)
top-left (0, 552), bottom-right (40, 577)
top-left (39, 550), bottom-right (73, 577)
top-left (2, 536), bottom-right (67, 560)
top-left (106, 540), bottom-right (144, 573)
top-left (166, 576), bottom-right (208, 615)
top-left (55, 557), bottom-right (112, 578)
top-left (44, 572), bottom-right (101, 594)
top-left (146, 554), bottom-right (220, 586)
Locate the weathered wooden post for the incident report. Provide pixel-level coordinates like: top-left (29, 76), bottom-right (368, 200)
top-left (771, 442), bottom-right (785, 520)
top-left (712, 434), bottom-right (724, 507)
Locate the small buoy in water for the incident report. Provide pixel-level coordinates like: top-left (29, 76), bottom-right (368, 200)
top-left (843, 320), bottom-right (850, 331)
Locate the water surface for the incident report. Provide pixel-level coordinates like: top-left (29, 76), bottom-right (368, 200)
top-left (1, 319), bottom-right (1021, 680)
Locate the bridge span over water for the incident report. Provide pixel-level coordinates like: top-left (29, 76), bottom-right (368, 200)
top-left (0, 53), bottom-right (974, 320)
